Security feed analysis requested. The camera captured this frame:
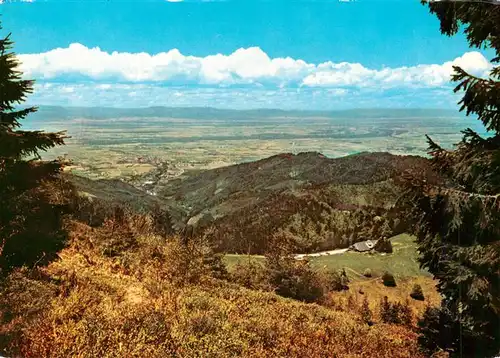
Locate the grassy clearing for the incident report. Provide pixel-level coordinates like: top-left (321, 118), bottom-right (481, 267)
top-left (224, 234), bottom-right (430, 280)
top-left (311, 234), bottom-right (428, 279)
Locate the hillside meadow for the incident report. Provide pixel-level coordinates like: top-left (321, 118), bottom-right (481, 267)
top-left (224, 234), bottom-right (430, 278)
top-left (0, 204), bottom-right (440, 358)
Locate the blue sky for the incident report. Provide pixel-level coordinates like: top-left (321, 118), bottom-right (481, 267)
top-left (0, 0), bottom-right (496, 109)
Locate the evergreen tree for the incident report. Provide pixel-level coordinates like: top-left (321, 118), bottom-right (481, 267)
top-left (400, 2), bottom-right (500, 357)
top-left (0, 24), bottom-right (70, 275)
top-left (379, 296), bottom-right (393, 324)
top-left (399, 299), bottom-right (413, 328)
top-left (360, 296), bottom-right (373, 326)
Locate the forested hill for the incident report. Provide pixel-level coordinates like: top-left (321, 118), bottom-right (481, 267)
top-left (71, 151), bottom-right (433, 254)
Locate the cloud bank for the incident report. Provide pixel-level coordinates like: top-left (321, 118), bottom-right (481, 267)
top-left (16, 44), bottom-right (493, 109)
top-left (19, 44), bottom-right (492, 89)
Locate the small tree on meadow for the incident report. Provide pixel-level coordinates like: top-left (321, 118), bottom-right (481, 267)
top-left (399, 299), bottom-right (414, 327)
top-left (410, 284), bottom-right (425, 301)
top-left (381, 271), bottom-right (396, 287)
top-left (360, 296), bottom-right (373, 326)
top-left (379, 296), bottom-right (392, 323)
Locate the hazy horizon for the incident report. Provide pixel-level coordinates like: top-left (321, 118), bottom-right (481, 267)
top-left (30, 104), bottom-right (464, 112)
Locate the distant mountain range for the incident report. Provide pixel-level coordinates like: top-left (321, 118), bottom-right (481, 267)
top-left (29, 105), bottom-right (465, 121)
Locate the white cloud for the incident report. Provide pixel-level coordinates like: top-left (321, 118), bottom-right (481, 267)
top-left (18, 44), bottom-right (493, 90)
top-left (302, 51), bottom-right (492, 88)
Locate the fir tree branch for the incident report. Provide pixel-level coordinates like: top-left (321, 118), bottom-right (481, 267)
top-left (424, 184), bottom-right (500, 201)
top-left (0, 107), bottom-right (37, 128)
top-left (451, 66), bottom-right (500, 133)
top-left (461, 128), bottom-right (485, 145)
top-left (426, 134), bottom-right (445, 152)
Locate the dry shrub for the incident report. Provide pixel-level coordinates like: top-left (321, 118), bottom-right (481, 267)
top-left (266, 257), bottom-right (329, 303)
top-left (19, 293), bottom-right (177, 357)
top-left (230, 259), bottom-right (347, 303)
top-left (379, 296), bottom-right (414, 327)
top-left (70, 193), bottom-right (111, 227)
top-left (231, 260), bottom-right (270, 291)
top-left (120, 234), bottom-right (218, 290)
top-left (263, 231), bottom-right (333, 303)
top-left (202, 252), bottom-right (229, 281)
top-left (0, 268), bottom-right (58, 354)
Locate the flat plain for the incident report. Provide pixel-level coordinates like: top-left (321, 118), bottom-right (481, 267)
top-left (26, 107), bottom-right (485, 180)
